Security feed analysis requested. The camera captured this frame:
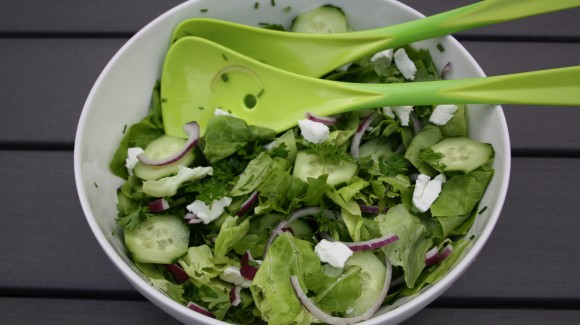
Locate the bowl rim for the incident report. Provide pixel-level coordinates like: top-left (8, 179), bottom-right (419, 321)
top-left (74, 0), bottom-right (511, 324)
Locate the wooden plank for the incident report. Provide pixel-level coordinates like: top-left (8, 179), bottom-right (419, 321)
top-left (0, 38), bottom-right (126, 145)
top-left (0, 297), bottom-right (579, 324)
top-left (1, 150), bottom-right (580, 302)
top-left (0, 0), bottom-right (185, 34)
top-left (1, 38), bottom-right (579, 151)
top-left (0, 150), bottom-right (134, 292)
top-left (1, 0), bottom-right (579, 38)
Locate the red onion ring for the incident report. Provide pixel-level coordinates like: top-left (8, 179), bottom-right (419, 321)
top-left (320, 232), bottom-right (399, 252)
top-left (440, 62), bottom-right (452, 79)
top-left (290, 255), bottom-right (392, 324)
top-left (147, 198), bottom-right (169, 212)
top-left (350, 112), bottom-right (378, 158)
top-left (438, 243), bottom-right (454, 261)
top-left (229, 285), bottom-right (243, 306)
top-left (306, 112), bottom-right (338, 125)
top-left (263, 207), bottom-right (336, 257)
top-left (137, 121), bottom-right (199, 166)
top-left (164, 263), bottom-right (189, 283)
top-left (236, 191), bottom-right (259, 216)
top-left (186, 301), bottom-right (215, 318)
top-left (240, 250), bottom-right (259, 280)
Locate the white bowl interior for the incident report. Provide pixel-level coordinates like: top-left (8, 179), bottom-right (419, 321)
top-left (74, 0), bottom-right (511, 324)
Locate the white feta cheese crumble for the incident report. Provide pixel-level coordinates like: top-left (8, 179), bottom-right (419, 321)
top-left (394, 106), bottom-right (414, 126)
top-left (314, 239), bottom-right (353, 268)
top-left (382, 107), bottom-right (396, 118)
top-left (125, 147), bottom-right (144, 175)
top-left (371, 48), bottom-right (394, 64)
top-left (219, 266), bottom-right (252, 288)
top-left (298, 119), bottom-right (330, 144)
top-left (214, 108), bottom-right (236, 117)
top-left (429, 105), bottom-right (458, 126)
top-left (186, 196), bottom-right (232, 224)
top-left (412, 174), bottom-right (446, 212)
top-left (394, 48), bottom-right (417, 80)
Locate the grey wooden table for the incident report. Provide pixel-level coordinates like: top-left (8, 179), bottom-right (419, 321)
top-left (1, 0), bottom-right (580, 324)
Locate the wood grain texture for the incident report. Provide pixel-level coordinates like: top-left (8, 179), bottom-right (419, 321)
top-left (1, 0), bottom-right (579, 38)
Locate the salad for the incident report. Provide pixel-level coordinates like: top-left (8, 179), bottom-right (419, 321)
top-left (109, 5), bottom-right (494, 325)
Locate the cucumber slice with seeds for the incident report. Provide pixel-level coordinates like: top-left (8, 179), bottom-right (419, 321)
top-left (133, 135), bottom-right (196, 181)
top-left (125, 215), bottom-right (189, 264)
top-left (426, 137), bottom-right (494, 174)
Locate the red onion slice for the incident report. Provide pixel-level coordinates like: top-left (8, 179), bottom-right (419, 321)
top-left (183, 213), bottom-right (203, 224)
top-left (236, 191), bottom-right (259, 216)
top-left (186, 301), bottom-right (215, 318)
top-left (440, 62), bottom-right (452, 79)
top-left (425, 243), bottom-right (454, 266)
top-left (138, 121), bottom-right (199, 166)
top-left (290, 255), bottom-right (392, 325)
top-left (320, 232), bottom-right (399, 252)
top-left (240, 250), bottom-right (259, 280)
top-left (229, 285), bottom-right (243, 306)
top-left (438, 243), bottom-right (454, 262)
top-left (164, 263), bottom-right (189, 283)
top-left (306, 112), bottom-right (338, 125)
top-left (147, 198), bottom-right (170, 213)
top-left (350, 112), bottom-right (378, 158)
top-left (263, 207), bottom-right (336, 257)
top-left (425, 246), bottom-right (440, 266)
top-left (359, 205), bottom-right (388, 214)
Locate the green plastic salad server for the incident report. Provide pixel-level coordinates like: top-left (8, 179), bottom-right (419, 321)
top-left (161, 37), bottom-right (580, 137)
top-left (170, 0), bottom-right (580, 78)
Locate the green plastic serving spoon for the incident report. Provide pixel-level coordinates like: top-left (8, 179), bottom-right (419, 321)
top-left (171, 0), bottom-right (580, 78)
top-left (161, 37), bottom-right (580, 137)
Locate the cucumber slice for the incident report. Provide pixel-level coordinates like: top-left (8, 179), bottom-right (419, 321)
top-left (293, 151), bottom-right (357, 186)
top-left (426, 137), bottom-right (494, 174)
top-left (125, 215), bottom-right (189, 264)
top-left (291, 5), bottom-right (348, 34)
top-left (344, 252), bottom-right (387, 317)
top-left (133, 135), bottom-right (195, 181)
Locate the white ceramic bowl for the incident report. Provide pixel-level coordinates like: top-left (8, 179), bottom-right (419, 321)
top-left (74, 0), bottom-right (511, 324)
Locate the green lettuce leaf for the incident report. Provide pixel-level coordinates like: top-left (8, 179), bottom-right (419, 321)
top-left (214, 216), bottom-right (250, 257)
top-left (304, 264), bottom-right (362, 315)
top-left (255, 169), bottom-right (308, 214)
top-left (250, 233), bottom-right (319, 325)
top-left (178, 245), bottom-right (231, 286)
top-left (230, 152), bottom-right (273, 196)
top-left (377, 204), bottom-right (433, 288)
top-left (430, 175), bottom-right (486, 217)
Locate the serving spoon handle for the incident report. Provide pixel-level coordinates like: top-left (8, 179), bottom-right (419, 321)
top-left (171, 0), bottom-right (580, 77)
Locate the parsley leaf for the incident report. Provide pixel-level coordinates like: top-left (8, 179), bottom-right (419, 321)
top-left (378, 154), bottom-right (408, 176)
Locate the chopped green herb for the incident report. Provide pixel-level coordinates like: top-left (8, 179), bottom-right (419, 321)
top-left (198, 106), bottom-right (205, 110)
top-left (200, 8), bottom-right (208, 13)
top-left (257, 88), bottom-right (265, 98)
top-left (122, 124), bottom-right (127, 134)
top-left (254, 2), bottom-right (259, 9)
top-left (436, 43), bottom-right (445, 52)
top-left (378, 154), bottom-right (408, 177)
top-left (478, 206), bottom-right (488, 214)
top-left (271, 0), bottom-right (276, 6)
top-left (94, 182), bottom-right (99, 188)
top-left (283, 6), bottom-right (292, 13)
top-left (222, 53), bottom-right (228, 61)
top-left (221, 73), bottom-right (229, 82)
top-left (258, 22), bottom-right (272, 26)
top-left (161, 97), bottom-right (168, 103)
